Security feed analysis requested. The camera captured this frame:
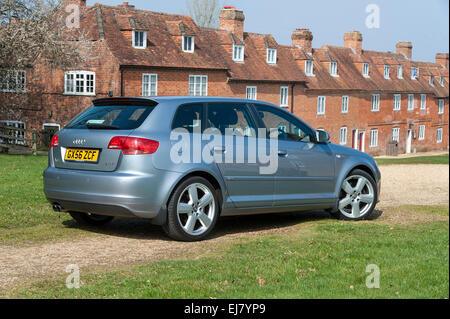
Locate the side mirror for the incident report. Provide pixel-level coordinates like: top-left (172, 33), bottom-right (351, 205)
top-left (316, 130), bottom-right (330, 144)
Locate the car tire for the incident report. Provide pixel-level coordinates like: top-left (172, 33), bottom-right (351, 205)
top-left (163, 176), bottom-right (220, 241)
top-left (335, 169), bottom-right (378, 221)
top-left (69, 212), bottom-right (114, 226)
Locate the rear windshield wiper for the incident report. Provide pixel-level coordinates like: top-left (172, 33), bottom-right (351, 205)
top-left (86, 123), bottom-right (120, 130)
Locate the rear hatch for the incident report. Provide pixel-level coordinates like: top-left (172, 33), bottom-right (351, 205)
top-left (52, 98), bottom-right (157, 172)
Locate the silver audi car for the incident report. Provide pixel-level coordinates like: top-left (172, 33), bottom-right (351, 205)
top-left (44, 97), bottom-right (380, 241)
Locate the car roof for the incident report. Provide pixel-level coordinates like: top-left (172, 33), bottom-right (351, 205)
top-left (93, 96), bottom-right (276, 105)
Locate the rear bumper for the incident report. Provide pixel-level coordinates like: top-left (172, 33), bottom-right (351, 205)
top-left (44, 166), bottom-right (182, 221)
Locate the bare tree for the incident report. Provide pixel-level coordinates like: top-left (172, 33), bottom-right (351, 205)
top-left (186, 0), bottom-right (222, 28)
top-left (0, 0), bottom-right (87, 120)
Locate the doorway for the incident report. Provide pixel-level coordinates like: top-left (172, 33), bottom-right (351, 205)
top-left (406, 129), bottom-right (412, 154)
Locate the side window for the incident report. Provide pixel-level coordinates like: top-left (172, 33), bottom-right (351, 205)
top-left (207, 103), bottom-right (257, 137)
top-left (172, 104), bottom-right (203, 133)
top-left (254, 104), bottom-right (314, 143)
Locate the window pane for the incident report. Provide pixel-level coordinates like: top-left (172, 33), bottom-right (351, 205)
top-left (255, 104), bottom-right (314, 142)
top-left (207, 103), bottom-right (256, 137)
top-left (172, 104), bottom-right (203, 133)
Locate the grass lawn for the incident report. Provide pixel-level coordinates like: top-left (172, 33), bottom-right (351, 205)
top-left (7, 215), bottom-right (449, 299)
top-left (376, 153), bottom-right (449, 166)
top-left (0, 154), bottom-right (448, 298)
top-left (0, 154), bottom-right (95, 244)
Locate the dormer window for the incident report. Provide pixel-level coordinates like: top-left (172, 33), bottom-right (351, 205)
top-left (439, 76), bottom-right (445, 87)
top-left (330, 61), bottom-right (338, 76)
top-left (182, 36), bottom-right (194, 53)
top-left (397, 65), bottom-right (403, 79)
top-left (305, 60), bottom-right (314, 76)
top-left (429, 76), bottom-right (434, 86)
top-left (384, 65), bottom-right (390, 79)
top-left (132, 30), bottom-right (147, 49)
top-left (362, 63), bottom-right (370, 77)
top-left (267, 48), bottom-right (277, 64)
top-left (411, 67), bottom-right (419, 80)
top-left (233, 45), bottom-right (244, 62)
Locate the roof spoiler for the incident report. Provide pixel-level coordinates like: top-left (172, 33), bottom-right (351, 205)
top-left (92, 97), bottom-right (158, 107)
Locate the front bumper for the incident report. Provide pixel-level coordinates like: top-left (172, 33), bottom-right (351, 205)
top-left (44, 166), bottom-right (181, 220)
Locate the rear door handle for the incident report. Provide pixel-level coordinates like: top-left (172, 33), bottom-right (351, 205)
top-left (278, 150), bottom-right (288, 157)
top-left (213, 146), bottom-right (226, 154)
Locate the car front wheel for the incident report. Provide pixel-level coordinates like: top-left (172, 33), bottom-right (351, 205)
top-left (164, 177), bottom-right (219, 241)
top-left (335, 169), bottom-right (377, 220)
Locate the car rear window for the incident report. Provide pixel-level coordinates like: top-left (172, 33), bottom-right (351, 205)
top-left (65, 105), bottom-right (155, 130)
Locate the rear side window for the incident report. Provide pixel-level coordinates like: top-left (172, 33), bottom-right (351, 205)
top-left (65, 105), bottom-right (154, 130)
top-left (172, 104), bottom-right (203, 133)
top-left (207, 103), bottom-right (257, 137)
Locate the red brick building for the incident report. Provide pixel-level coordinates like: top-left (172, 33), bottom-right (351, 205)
top-left (3, 1), bottom-right (449, 155)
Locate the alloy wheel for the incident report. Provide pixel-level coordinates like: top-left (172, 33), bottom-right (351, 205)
top-left (338, 175), bottom-right (375, 219)
top-left (177, 183), bottom-right (216, 236)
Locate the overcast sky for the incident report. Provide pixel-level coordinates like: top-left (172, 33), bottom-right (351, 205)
top-left (86, 0), bottom-right (449, 62)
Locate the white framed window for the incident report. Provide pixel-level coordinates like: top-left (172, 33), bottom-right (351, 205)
top-left (362, 63), bottom-right (370, 77)
top-left (420, 94), bottom-right (426, 110)
top-left (384, 65), bottom-right (390, 79)
top-left (371, 94), bottom-right (380, 112)
top-left (438, 99), bottom-right (444, 114)
top-left (188, 75), bottom-right (207, 96)
top-left (393, 94), bottom-right (401, 111)
top-left (0, 70), bottom-right (26, 93)
top-left (246, 86), bottom-right (257, 100)
top-left (407, 94), bottom-right (415, 110)
top-left (233, 44), bottom-right (244, 62)
top-left (340, 127), bottom-right (347, 145)
top-left (280, 86), bottom-right (289, 107)
top-left (64, 71), bottom-right (95, 96)
top-left (317, 96), bottom-right (326, 115)
top-left (418, 125), bottom-right (425, 140)
top-left (429, 76), bottom-right (434, 86)
top-left (330, 61), bottom-right (338, 76)
top-left (305, 60), bottom-right (314, 76)
top-left (0, 120), bottom-right (26, 145)
top-left (411, 67), bottom-right (419, 80)
top-left (182, 36), bottom-right (195, 53)
top-left (397, 65), bottom-right (403, 79)
top-left (436, 128), bottom-right (443, 143)
top-left (142, 73), bottom-right (158, 97)
top-left (267, 48), bottom-right (277, 64)
top-left (341, 96), bottom-right (349, 113)
top-left (439, 76), bottom-right (445, 87)
top-left (132, 30), bottom-right (147, 49)
top-left (392, 127), bottom-right (400, 142)
top-left (370, 129), bottom-right (378, 148)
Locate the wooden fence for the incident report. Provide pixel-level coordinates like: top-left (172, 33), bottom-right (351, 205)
top-left (0, 124), bottom-right (37, 155)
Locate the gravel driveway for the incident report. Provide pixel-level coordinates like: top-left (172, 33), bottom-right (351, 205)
top-left (0, 164), bottom-right (448, 292)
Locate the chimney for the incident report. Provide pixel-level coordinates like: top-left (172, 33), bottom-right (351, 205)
top-left (435, 53), bottom-right (449, 68)
top-left (344, 31), bottom-right (363, 54)
top-left (65, 0), bottom-right (86, 7)
top-left (292, 29), bottom-right (313, 53)
top-left (396, 41), bottom-right (412, 60)
top-left (219, 6), bottom-right (245, 40)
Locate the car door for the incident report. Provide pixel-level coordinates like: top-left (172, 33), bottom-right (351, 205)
top-left (206, 102), bottom-right (274, 208)
top-left (253, 104), bottom-right (335, 207)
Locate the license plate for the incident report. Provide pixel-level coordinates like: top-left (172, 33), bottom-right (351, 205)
top-left (65, 148), bottom-right (100, 163)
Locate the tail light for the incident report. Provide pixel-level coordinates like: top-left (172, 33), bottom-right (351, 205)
top-left (50, 134), bottom-right (59, 150)
top-left (108, 136), bottom-right (159, 155)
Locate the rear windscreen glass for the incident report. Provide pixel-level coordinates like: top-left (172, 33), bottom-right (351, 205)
top-left (65, 105), bottom-right (155, 130)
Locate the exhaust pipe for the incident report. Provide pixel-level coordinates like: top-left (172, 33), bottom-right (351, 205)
top-left (52, 203), bottom-right (62, 212)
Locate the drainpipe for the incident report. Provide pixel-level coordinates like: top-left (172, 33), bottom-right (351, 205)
top-left (120, 67), bottom-right (124, 97)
